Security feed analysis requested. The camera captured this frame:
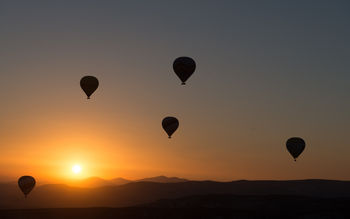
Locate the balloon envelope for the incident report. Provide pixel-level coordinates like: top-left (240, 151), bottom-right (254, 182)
top-left (286, 137), bottom-right (305, 161)
top-left (173, 57), bottom-right (196, 85)
top-left (162, 117), bottom-right (179, 138)
top-left (18, 176), bottom-right (36, 198)
top-left (80, 76), bottom-right (99, 99)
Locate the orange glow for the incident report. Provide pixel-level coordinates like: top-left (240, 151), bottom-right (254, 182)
top-left (72, 165), bottom-right (82, 174)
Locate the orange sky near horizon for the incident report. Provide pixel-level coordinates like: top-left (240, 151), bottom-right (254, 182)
top-left (0, 84), bottom-right (348, 183)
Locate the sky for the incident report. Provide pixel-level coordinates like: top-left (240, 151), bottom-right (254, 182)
top-left (0, 0), bottom-right (350, 183)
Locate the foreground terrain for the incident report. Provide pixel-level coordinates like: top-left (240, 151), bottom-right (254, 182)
top-left (1, 179), bottom-right (350, 218)
top-left (1, 194), bottom-right (350, 219)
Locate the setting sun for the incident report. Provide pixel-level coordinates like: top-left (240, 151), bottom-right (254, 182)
top-left (72, 165), bottom-right (82, 174)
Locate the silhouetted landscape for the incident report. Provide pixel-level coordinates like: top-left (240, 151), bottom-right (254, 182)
top-left (1, 178), bottom-right (350, 218)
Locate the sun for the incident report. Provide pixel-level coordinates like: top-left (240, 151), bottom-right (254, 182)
top-left (72, 164), bottom-right (82, 174)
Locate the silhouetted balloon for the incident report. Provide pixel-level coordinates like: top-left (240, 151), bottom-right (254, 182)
top-left (18, 176), bottom-right (36, 198)
top-left (173, 57), bottom-right (196, 85)
top-left (80, 76), bottom-right (99, 99)
top-left (286, 137), bottom-right (305, 161)
top-left (162, 117), bottom-right (179, 138)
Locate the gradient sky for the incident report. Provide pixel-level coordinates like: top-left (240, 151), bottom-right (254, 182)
top-left (1, 0), bottom-right (350, 183)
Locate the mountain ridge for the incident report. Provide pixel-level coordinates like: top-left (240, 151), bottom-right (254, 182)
top-left (1, 179), bottom-right (350, 209)
top-left (70, 175), bottom-right (187, 188)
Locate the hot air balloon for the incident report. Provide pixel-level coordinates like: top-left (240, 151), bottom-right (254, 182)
top-left (18, 176), bottom-right (36, 198)
top-left (173, 57), bottom-right (196, 85)
top-left (162, 117), bottom-right (179, 138)
top-left (80, 76), bottom-right (99, 99)
top-left (286, 137), bottom-right (305, 161)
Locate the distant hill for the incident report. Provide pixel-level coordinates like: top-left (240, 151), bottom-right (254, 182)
top-left (1, 179), bottom-right (350, 209)
top-left (67, 176), bottom-right (186, 188)
top-left (110, 177), bottom-right (132, 186)
top-left (71, 177), bottom-right (133, 188)
top-left (137, 176), bottom-right (188, 183)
